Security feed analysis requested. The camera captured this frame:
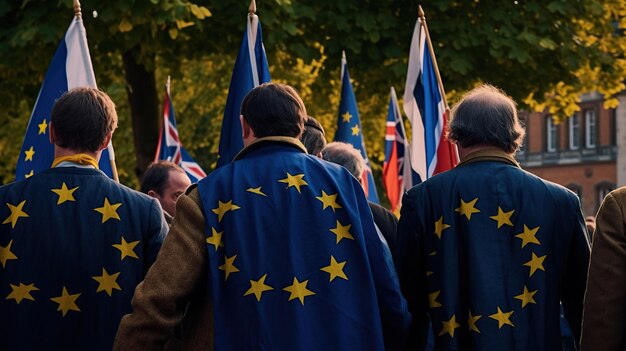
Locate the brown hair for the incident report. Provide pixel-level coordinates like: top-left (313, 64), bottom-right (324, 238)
top-left (50, 87), bottom-right (118, 152)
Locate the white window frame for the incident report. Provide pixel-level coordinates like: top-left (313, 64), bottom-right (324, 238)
top-left (546, 116), bottom-right (557, 152)
top-left (569, 113), bottom-right (580, 150)
top-left (585, 109), bottom-right (597, 148)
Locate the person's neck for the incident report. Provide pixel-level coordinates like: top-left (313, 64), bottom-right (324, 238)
top-left (54, 146), bottom-right (100, 161)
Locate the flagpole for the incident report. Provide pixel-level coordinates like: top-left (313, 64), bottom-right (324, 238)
top-left (249, 0), bottom-right (256, 14)
top-left (418, 6), bottom-right (449, 111)
top-left (73, 0), bottom-right (120, 182)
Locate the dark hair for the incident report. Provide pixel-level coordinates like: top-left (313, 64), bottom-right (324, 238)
top-left (50, 87), bottom-right (118, 152)
top-left (448, 84), bottom-right (525, 153)
top-left (301, 116), bottom-right (326, 156)
top-left (140, 161), bottom-right (186, 195)
top-left (322, 142), bottom-right (365, 179)
top-left (240, 82), bottom-right (307, 138)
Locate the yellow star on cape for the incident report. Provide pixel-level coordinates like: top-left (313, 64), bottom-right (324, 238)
top-left (515, 225), bottom-right (541, 248)
top-left (218, 254), bottom-right (240, 281)
top-left (438, 315), bottom-right (461, 337)
top-left (514, 285), bottom-right (538, 308)
top-left (206, 227), bottom-right (224, 251)
top-left (434, 216), bottom-right (451, 239)
top-left (112, 237), bottom-right (139, 260)
top-left (489, 307), bottom-right (514, 328)
top-left (455, 197), bottom-right (480, 220)
top-left (524, 252), bottom-right (546, 277)
top-left (38, 119), bottom-right (48, 135)
top-left (246, 187), bottom-right (267, 196)
top-left (25, 170), bottom-right (34, 178)
top-left (24, 146), bottom-right (35, 162)
top-left (3, 200), bottom-right (29, 229)
top-left (212, 200), bottom-right (241, 222)
top-left (94, 198), bottom-right (122, 223)
top-left (429, 291), bottom-right (442, 308)
top-left (244, 274), bottom-right (274, 301)
top-left (329, 220), bottom-right (355, 244)
top-left (0, 240), bottom-right (18, 268)
top-left (278, 173), bottom-right (308, 194)
top-left (51, 183), bottom-right (78, 205)
top-left (6, 282), bottom-right (39, 304)
top-left (468, 311), bottom-right (481, 333)
top-left (92, 268), bottom-right (121, 296)
top-left (283, 277), bottom-right (315, 305)
top-left (351, 124), bottom-right (360, 136)
top-left (321, 255), bottom-right (348, 282)
top-left (50, 286), bottom-right (81, 317)
top-left (316, 191), bottom-right (342, 212)
top-left (342, 111), bottom-right (352, 123)
top-left (490, 207), bottom-right (514, 228)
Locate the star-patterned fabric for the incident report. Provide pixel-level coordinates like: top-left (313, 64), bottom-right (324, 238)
top-left (0, 167), bottom-right (167, 350)
top-left (197, 137), bottom-right (410, 350)
top-left (396, 150), bottom-right (590, 350)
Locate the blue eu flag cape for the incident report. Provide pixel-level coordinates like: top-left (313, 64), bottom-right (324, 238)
top-left (198, 137), bottom-right (410, 350)
top-left (0, 167), bottom-right (165, 350)
top-left (395, 150), bottom-right (590, 350)
top-left (216, 12), bottom-right (271, 168)
top-left (334, 52), bottom-right (380, 203)
top-left (15, 15), bottom-right (116, 181)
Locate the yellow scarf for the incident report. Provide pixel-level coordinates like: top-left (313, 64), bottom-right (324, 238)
top-left (51, 154), bottom-right (99, 169)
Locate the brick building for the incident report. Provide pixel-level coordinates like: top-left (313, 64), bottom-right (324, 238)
top-left (515, 92), bottom-right (617, 217)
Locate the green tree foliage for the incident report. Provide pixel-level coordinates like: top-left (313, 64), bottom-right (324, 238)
top-left (1, 0), bottom-right (624, 199)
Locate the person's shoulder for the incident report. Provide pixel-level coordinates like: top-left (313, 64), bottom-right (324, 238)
top-left (606, 187), bottom-right (626, 202)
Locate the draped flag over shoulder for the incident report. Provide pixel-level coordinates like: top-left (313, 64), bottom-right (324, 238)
top-left (403, 11), bottom-right (458, 181)
top-left (383, 87), bottom-right (411, 213)
top-left (154, 78), bottom-right (206, 183)
top-left (15, 14), bottom-right (117, 181)
top-left (216, 5), bottom-right (271, 168)
top-left (334, 52), bottom-right (380, 204)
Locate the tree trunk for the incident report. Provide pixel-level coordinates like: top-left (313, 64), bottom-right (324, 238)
top-left (122, 47), bottom-right (159, 181)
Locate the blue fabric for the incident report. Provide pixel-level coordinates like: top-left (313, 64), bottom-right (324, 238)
top-left (334, 59), bottom-right (380, 203)
top-left (0, 167), bottom-right (166, 350)
top-left (396, 157), bottom-right (590, 350)
top-left (198, 139), bottom-right (410, 350)
top-left (216, 17), bottom-right (271, 167)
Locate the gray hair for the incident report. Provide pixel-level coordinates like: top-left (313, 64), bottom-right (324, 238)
top-left (321, 142), bottom-right (365, 179)
top-left (447, 84), bottom-right (525, 153)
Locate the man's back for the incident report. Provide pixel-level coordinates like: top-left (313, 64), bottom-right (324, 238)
top-left (0, 167), bottom-right (166, 350)
top-left (396, 152), bottom-right (590, 350)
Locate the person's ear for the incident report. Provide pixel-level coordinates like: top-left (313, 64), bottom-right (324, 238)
top-left (240, 115), bottom-right (252, 139)
top-left (49, 122), bottom-right (57, 144)
top-left (99, 132), bottom-right (112, 151)
top-left (147, 190), bottom-right (159, 198)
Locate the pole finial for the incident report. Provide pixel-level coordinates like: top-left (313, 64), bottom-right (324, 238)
top-left (73, 0), bottom-right (82, 18)
top-left (249, 0), bottom-right (257, 14)
top-left (418, 5), bottom-right (425, 20)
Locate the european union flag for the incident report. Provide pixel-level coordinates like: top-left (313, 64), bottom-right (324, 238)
top-left (0, 167), bottom-right (165, 350)
top-left (197, 138), bottom-right (410, 350)
top-left (15, 15), bottom-right (116, 181)
top-left (216, 10), bottom-right (271, 167)
top-left (334, 52), bottom-right (380, 203)
top-left (396, 152), bottom-right (590, 350)
top-left (155, 79), bottom-right (206, 182)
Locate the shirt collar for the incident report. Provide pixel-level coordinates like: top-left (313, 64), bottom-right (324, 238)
top-left (233, 136), bottom-right (307, 161)
top-left (457, 147), bottom-right (520, 168)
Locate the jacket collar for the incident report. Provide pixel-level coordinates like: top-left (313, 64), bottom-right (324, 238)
top-left (457, 147), bottom-right (520, 168)
top-left (233, 136), bottom-right (307, 161)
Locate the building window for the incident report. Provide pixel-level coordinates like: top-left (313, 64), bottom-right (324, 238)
top-left (566, 184), bottom-right (582, 201)
top-left (546, 116), bottom-right (557, 152)
top-left (597, 182), bottom-right (616, 209)
top-left (585, 109), bottom-right (597, 148)
top-left (569, 113), bottom-right (580, 150)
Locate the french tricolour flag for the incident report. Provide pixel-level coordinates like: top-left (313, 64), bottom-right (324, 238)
top-left (154, 81), bottom-right (206, 183)
top-left (403, 17), bottom-right (458, 181)
top-left (15, 15), bottom-right (116, 181)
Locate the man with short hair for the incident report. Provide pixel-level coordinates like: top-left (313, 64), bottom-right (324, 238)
top-left (395, 85), bottom-right (589, 350)
top-left (0, 87), bottom-right (167, 350)
top-left (141, 161), bottom-right (191, 223)
top-left (322, 141), bottom-right (399, 254)
top-left (115, 82), bottom-right (410, 350)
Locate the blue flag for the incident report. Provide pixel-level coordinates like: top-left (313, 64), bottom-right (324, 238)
top-left (197, 138), bottom-right (410, 349)
top-left (216, 12), bottom-right (271, 167)
top-left (15, 16), bottom-right (116, 181)
top-left (155, 81), bottom-right (206, 183)
top-left (334, 52), bottom-right (380, 203)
